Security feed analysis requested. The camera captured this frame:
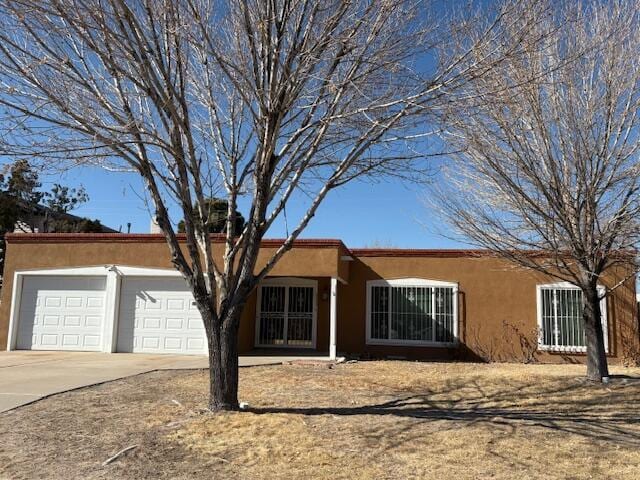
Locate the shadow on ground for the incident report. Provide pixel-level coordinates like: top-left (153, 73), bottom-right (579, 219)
top-left (249, 376), bottom-right (640, 448)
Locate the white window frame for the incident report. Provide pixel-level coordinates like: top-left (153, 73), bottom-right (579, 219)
top-left (366, 278), bottom-right (459, 347)
top-left (254, 277), bottom-right (318, 349)
top-left (536, 282), bottom-right (609, 353)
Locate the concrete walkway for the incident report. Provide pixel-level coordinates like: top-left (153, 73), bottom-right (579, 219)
top-left (0, 351), bottom-right (329, 412)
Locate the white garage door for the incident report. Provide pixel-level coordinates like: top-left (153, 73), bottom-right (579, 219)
top-left (116, 277), bottom-right (206, 355)
top-left (16, 276), bottom-right (107, 351)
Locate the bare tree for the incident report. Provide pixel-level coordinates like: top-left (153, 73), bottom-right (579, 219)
top-left (434, 0), bottom-right (640, 382)
top-left (0, 0), bottom-right (545, 410)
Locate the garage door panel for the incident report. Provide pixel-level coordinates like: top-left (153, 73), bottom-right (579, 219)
top-left (63, 315), bottom-right (81, 327)
top-left (142, 317), bottom-right (162, 329)
top-left (16, 276), bottom-right (107, 351)
top-left (43, 315), bottom-right (60, 326)
top-left (45, 297), bottom-right (62, 308)
top-left (87, 297), bottom-right (104, 308)
top-left (187, 318), bottom-right (202, 330)
top-left (143, 300), bottom-right (162, 310)
top-left (66, 297), bottom-right (83, 308)
top-left (86, 315), bottom-right (103, 327)
top-left (164, 337), bottom-right (182, 350)
top-left (62, 334), bottom-right (81, 347)
top-left (166, 318), bottom-right (183, 330)
top-left (167, 299), bottom-right (185, 310)
top-left (40, 334), bottom-right (58, 346)
top-left (187, 337), bottom-right (205, 350)
top-left (117, 277), bottom-right (206, 355)
top-left (142, 336), bottom-right (160, 349)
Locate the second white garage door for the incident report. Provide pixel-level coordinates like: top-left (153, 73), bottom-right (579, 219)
top-left (116, 277), bottom-right (207, 355)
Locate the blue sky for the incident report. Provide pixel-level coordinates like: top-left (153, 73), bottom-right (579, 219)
top-left (0, 0), bottom-right (489, 250)
top-left (33, 163), bottom-right (468, 249)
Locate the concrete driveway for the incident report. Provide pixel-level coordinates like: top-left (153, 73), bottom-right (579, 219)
top-left (0, 351), bottom-right (326, 412)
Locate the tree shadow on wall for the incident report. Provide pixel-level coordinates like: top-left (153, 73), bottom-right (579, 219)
top-left (460, 320), bottom-right (540, 363)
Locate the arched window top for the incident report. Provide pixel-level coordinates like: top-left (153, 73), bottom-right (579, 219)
top-left (367, 278), bottom-right (458, 289)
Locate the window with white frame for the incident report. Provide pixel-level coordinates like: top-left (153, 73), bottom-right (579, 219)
top-left (367, 279), bottom-right (458, 345)
top-left (537, 284), bottom-right (608, 352)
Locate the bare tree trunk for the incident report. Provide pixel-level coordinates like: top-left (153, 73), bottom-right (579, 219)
top-left (203, 305), bottom-right (242, 411)
top-left (219, 306), bottom-right (242, 410)
top-left (583, 285), bottom-right (609, 382)
top-left (203, 308), bottom-right (225, 411)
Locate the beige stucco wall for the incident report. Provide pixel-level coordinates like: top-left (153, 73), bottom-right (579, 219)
top-left (1, 236), bottom-right (638, 364)
top-left (0, 236), bottom-right (344, 351)
top-left (336, 254), bottom-right (639, 364)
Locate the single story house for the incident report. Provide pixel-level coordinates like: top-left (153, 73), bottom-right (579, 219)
top-left (1, 233), bottom-right (638, 365)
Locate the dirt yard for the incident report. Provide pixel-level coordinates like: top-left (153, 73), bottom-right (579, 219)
top-left (1, 361), bottom-right (639, 480)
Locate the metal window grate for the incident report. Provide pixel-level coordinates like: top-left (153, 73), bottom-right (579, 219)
top-left (258, 285), bottom-right (314, 347)
top-left (435, 287), bottom-right (454, 343)
top-left (371, 285), bottom-right (455, 343)
top-left (287, 287), bottom-right (313, 346)
top-left (371, 286), bottom-right (389, 340)
top-left (540, 287), bottom-right (586, 349)
top-left (259, 286), bottom-right (286, 346)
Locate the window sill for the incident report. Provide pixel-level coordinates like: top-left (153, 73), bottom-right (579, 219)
top-left (255, 343), bottom-right (317, 349)
top-left (538, 345), bottom-right (587, 353)
top-left (538, 345), bottom-right (610, 354)
top-left (366, 339), bottom-right (458, 348)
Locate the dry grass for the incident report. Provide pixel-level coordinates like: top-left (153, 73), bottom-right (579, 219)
top-left (1, 361), bottom-right (640, 479)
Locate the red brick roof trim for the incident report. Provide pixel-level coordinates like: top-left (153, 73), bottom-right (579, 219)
top-left (349, 248), bottom-right (495, 258)
top-left (5, 233), bottom-right (346, 249)
top-left (4, 234), bottom-right (568, 259)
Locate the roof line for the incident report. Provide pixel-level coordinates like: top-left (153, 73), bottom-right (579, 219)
top-left (5, 234), bottom-right (632, 262)
top-left (4, 233), bottom-right (347, 249)
top-left (349, 248), bottom-right (495, 258)
top-left (4, 234), bottom-right (489, 257)
top-left (3, 234), bottom-right (563, 258)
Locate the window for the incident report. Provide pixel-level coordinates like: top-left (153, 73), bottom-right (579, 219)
top-left (255, 278), bottom-right (317, 348)
top-left (537, 283), bottom-right (608, 352)
top-left (367, 279), bottom-right (458, 346)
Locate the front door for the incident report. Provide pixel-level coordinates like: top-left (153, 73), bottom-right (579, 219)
top-left (256, 279), bottom-right (316, 348)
